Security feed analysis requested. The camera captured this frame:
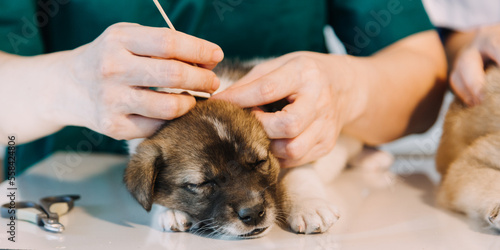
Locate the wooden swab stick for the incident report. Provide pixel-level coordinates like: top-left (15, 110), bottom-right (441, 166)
top-left (152, 0), bottom-right (177, 31)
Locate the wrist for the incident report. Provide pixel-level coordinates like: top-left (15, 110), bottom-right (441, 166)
top-left (325, 54), bottom-right (371, 129)
top-left (38, 49), bottom-right (90, 131)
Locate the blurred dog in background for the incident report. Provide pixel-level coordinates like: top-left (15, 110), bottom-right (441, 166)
top-left (437, 66), bottom-right (500, 231)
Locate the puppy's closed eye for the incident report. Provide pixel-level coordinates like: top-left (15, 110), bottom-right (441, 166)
top-left (249, 159), bottom-right (267, 169)
top-left (184, 184), bottom-right (198, 193)
top-left (184, 181), bottom-right (217, 195)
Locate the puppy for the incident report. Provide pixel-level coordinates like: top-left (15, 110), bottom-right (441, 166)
top-left (436, 66), bottom-right (500, 230)
top-left (124, 60), bottom-right (365, 239)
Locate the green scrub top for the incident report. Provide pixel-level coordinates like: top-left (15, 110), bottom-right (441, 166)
top-left (1, 0), bottom-right (433, 177)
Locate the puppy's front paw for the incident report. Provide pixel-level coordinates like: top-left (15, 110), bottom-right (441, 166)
top-left (159, 208), bottom-right (195, 232)
top-left (287, 199), bottom-right (340, 234)
top-left (487, 203), bottom-right (500, 230)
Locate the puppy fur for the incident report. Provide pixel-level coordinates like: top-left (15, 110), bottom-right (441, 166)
top-left (436, 66), bottom-right (500, 230)
top-left (124, 59), bottom-right (365, 238)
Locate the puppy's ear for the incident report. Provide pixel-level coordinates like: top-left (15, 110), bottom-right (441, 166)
top-left (124, 141), bottom-right (164, 212)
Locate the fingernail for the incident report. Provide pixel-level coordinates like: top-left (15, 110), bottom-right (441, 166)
top-left (212, 49), bottom-right (224, 62)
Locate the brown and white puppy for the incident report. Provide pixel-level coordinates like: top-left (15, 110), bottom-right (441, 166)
top-left (436, 66), bottom-right (500, 230)
top-left (124, 60), bottom-right (365, 239)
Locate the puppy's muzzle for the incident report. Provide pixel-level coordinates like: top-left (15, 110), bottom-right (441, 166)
top-left (237, 204), bottom-right (265, 226)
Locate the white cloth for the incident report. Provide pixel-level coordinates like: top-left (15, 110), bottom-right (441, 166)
top-left (324, 25), bottom-right (347, 55)
top-left (423, 0), bottom-right (500, 31)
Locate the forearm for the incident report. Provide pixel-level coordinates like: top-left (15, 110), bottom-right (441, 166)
top-left (0, 50), bottom-right (76, 144)
top-left (342, 30), bottom-right (448, 145)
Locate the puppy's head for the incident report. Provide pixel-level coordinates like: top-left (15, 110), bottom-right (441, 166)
top-left (124, 99), bottom-right (281, 238)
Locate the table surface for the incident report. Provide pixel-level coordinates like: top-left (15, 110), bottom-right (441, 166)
top-left (0, 148), bottom-right (499, 250)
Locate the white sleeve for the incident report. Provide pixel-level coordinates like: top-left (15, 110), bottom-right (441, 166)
top-left (423, 0), bottom-right (500, 31)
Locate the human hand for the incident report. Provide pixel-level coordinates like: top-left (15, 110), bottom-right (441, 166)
top-left (212, 52), bottom-right (367, 167)
top-left (450, 25), bottom-right (500, 106)
top-left (63, 22), bottom-right (223, 140)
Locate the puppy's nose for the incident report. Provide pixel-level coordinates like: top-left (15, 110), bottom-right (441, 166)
top-left (237, 204), bottom-right (265, 226)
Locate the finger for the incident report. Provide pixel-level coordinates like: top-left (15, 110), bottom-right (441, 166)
top-left (126, 88), bottom-right (196, 120)
top-left (278, 146), bottom-right (325, 168)
top-left (449, 72), bottom-right (473, 106)
top-left (276, 116), bottom-right (339, 168)
top-left (212, 66), bottom-right (298, 108)
top-left (270, 134), bottom-right (313, 162)
top-left (269, 116), bottom-right (329, 159)
top-left (123, 57), bottom-right (219, 93)
top-left (100, 115), bottom-right (164, 140)
top-left (118, 23), bottom-right (224, 65)
top-left (451, 48), bottom-right (485, 105)
top-left (196, 62), bottom-right (222, 71)
top-left (231, 59), bottom-right (288, 87)
top-left (220, 57), bottom-right (294, 93)
top-left (278, 137), bottom-right (335, 168)
top-left (252, 94), bottom-right (317, 139)
top-left (123, 115), bottom-right (165, 139)
top-left (479, 33), bottom-right (500, 65)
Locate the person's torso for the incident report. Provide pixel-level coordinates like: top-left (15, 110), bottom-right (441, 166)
top-left (43, 0), bottom-right (329, 58)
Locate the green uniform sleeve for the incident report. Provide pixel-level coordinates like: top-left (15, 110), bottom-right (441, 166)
top-left (0, 0), bottom-right (44, 55)
top-left (329, 0), bottom-right (434, 56)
